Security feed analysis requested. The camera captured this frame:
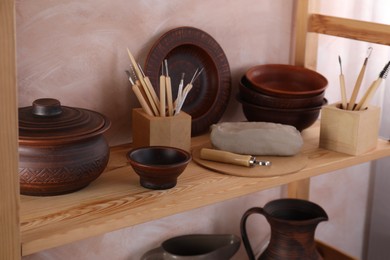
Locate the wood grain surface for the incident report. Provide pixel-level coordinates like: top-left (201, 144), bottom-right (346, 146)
top-left (308, 14), bottom-right (390, 46)
top-left (20, 123), bottom-right (390, 256)
top-left (0, 0), bottom-right (20, 259)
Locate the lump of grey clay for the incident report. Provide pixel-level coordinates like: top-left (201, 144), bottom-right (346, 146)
top-left (210, 122), bottom-right (303, 156)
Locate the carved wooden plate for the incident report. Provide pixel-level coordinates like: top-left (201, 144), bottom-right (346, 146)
top-left (145, 27), bottom-right (231, 136)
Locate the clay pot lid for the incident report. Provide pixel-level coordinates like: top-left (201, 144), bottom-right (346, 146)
top-left (19, 98), bottom-right (111, 143)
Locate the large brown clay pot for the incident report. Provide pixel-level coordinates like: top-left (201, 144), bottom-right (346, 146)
top-left (18, 98), bottom-right (111, 196)
top-left (240, 198), bottom-right (328, 260)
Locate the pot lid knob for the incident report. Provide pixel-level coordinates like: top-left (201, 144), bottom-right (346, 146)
top-left (32, 98), bottom-right (62, 117)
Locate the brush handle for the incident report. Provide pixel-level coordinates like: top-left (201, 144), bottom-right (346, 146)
top-left (339, 74), bottom-right (348, 109)
top-left (347, 62), bottom-right (367, 110)
top-left (355, 78), bottom-right (382, 111)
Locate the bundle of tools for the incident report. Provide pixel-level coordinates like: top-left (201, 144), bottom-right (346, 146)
top-left (338, 47), bottom-right (390, 110)
top-left (126, 48), bottom-right (203, 117)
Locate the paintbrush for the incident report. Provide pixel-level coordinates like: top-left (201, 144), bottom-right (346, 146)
top-left (347, 47), bottom-right (373, 110)
top-left (338, 55), bottom-right (348, 109)
top-left (355, 60), bottom-right (390, 111)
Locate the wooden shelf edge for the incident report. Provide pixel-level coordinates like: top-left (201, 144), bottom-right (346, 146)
top-left (19, 125), bottom-right (390, 256)
top-left (308, 14), bottom-right (390, 45)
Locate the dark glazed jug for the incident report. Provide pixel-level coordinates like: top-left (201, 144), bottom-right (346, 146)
top-left (240, 198), bottom-right (328, 260)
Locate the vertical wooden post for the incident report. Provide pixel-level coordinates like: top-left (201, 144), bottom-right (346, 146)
top-left (288, 0), bottom-right (319, 200)
top-left (291, 0), bottom-right (319, 69)
top-left (0, 0), bottom-right (21, 259)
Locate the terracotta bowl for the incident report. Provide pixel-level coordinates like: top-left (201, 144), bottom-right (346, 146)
top-left (237, 95), bottom-right (327, 131)
top-left (127, 146), bottom-right (191, 190)
top-left (245, 64), bottom-right (328, 98)
top-left (239, 76), bottom-right (325, 109)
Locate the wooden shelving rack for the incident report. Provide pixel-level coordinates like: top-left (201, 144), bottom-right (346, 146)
top-left (1, 0), bottom-right (390, 258)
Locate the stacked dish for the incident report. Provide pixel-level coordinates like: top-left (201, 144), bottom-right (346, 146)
top-left (238, 64), bottom-right (328, 131)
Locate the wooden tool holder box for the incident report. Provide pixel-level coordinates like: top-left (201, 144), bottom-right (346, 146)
top-left (319, 103), bottom-right (381, 155)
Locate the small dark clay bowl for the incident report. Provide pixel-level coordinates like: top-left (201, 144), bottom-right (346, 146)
top-left (245, 64), bottom-right (328, 98)
top-left (127, 146), bottom-right (192, 190)
top-left (237, 95), bottom-right (327, 131)
top-left (239, 76), bottom-right (325, 109)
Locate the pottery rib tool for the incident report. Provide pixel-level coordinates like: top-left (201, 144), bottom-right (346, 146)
top-left (355, 60), bottom-right (390, 111)
top-left (347, 47), bottom-right (373, 110)
top-left (159, 63), bottom-right (166, 117)
top-left (127, 48), bottom-right (159, 116)
top-left (338, 56), bottom-right (348, 109)
top-left (164, 59), bottom-right (174, 116)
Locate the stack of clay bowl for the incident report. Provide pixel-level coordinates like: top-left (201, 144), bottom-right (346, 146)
top-left (237, 64), bottom-right (328, 131)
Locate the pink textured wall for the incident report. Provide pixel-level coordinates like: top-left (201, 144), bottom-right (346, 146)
top-left (17, 0), bottom-right (373, 259)
top-left (16, 0), bottom-right (293, 146)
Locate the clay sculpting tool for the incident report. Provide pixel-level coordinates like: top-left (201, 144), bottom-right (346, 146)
top-left (164, 59), bottom-right (174, 116)
top-left (138, 63), bottom-right (160, 111)
top-left (159, 63), bottom-right (166, 117)
top-left (338, 55), bottom-right (348, 109)
top-left (200, 148), bottom-right (271, 167)
top-left (355, 60), bottom-right (390, 111)
top-left (347, 47), bottom-right (373, 110)
top-left (175, 68), bottom-right (204, 115)
top-left (127, 48), bottom-right (159, 116)
top-left (126, 70), bottom-right (153, 116)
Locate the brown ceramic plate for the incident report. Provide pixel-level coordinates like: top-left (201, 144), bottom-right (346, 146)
top-left (145, 27), bottom-right (231, 136)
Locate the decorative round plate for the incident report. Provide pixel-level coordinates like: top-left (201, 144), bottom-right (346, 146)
top-left (145, 27), bottom-right (231, 136)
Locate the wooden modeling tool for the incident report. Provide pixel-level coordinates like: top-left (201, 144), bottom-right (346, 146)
top-left (338, 56), bottom-right (348, 109)
top-left (159, 64), bottom-right (166, 117)
top-left (347, 47), bottom-right (373, 110)
top-left (355, 60), bottom-right (390, 111)
top-left (127, 48), bottom-right (159, 116)
top-left (164, 59), bottom-right (174, 116)
top-left (126, 70), bottom-right (154, 116)
top-left (138, 63), bottom-right (160, 111)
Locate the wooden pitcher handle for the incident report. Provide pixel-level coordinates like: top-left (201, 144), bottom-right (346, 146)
top-left (240, 207), bottom-right (265, 260)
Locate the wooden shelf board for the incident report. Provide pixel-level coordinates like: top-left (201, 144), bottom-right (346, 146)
top-left (20, 123), bottom-right (390, 256)
top-left (308, 14), bottom-right (390, 46)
